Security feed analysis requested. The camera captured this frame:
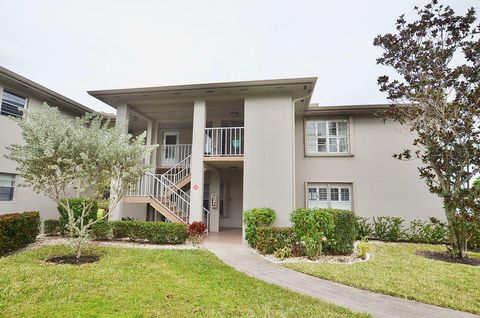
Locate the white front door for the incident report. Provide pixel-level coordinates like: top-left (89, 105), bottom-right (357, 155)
top-left (162, 132), bottom-right (179, 166)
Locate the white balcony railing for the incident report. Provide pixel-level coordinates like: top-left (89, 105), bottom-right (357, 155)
top-left (159, 144), bottom-right (192, 166)
top-left (204, 127), bottom-right (244, 157)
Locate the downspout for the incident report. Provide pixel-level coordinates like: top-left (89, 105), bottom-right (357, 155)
top-left (291, 94), bottom-right (311, 213)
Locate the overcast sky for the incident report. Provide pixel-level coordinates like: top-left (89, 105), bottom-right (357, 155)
top-left (0, 0), bottom-right (476, 113)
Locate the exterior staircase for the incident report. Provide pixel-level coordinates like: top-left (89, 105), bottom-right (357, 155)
top-left (125, 154), bottom-right (209, 228)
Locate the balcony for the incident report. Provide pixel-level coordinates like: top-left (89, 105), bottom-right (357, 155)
top-left (159, 144), bottom-right (192, 167)
top-left (204, 127), bottom-right (244, 157)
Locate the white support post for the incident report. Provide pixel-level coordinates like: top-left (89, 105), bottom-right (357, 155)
top-left (109, 104), bottom-right (129, 221)
top-left (146, 119), bottom-right (158, 168)
top-left (189, 99), bottom-right (206, 223)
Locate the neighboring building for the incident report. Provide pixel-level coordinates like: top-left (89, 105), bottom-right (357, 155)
top-left (0, 66), bottom-right (93, 220)
top-left (89, 77), bottom-right (443, 232)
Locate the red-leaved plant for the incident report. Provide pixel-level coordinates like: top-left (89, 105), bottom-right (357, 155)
top-left (187, 221), bottom-right (208, 245)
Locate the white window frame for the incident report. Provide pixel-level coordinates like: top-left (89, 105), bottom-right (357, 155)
top-left (306, 183), bottom-right (353, 211)
top-left (0, 88), bottom-right (28, 118)
top-left (305, 118), bottom-right (351, 156)
top-left (0, 173), bottom-right (17, 202)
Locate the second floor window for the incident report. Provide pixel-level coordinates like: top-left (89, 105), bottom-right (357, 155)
top-left (1, 90), bottom-right (27, 118)
top-left (306, 119), bottom-right (350, 155)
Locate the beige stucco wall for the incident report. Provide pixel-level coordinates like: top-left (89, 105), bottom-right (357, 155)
top-left (243, 94), bottom-right (295, 227)
top-left (121, 203), bottom-right (147, 220)
top-left (295, 113), bottom-right (444, 221)
top-left (0, 84), bottom-right (63, 221)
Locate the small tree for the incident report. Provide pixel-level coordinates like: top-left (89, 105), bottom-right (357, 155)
top-left (374, 1), bottom-right (480, 258)
top-left (5, 104), bottom-right (156, 259)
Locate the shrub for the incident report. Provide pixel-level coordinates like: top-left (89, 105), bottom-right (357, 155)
top-left (44, 219), bottom-right (63, 236)
top-left (404, 217), bottom-right (448, 244)
top-left (144, 222), bottom-right (188, 244)
top-left (256, 227), bottom-right (296, 255)
top-left (327, 209), bottom-right (357, 254)
top-left (356, 216), bottom-right (373, 240)
top-left (243, 208), bottom-right (276, 247)
top-left (90, 221), bottom-right (113, 241)
top-left (373, 216), bottom-right (405, 241)
top-left (274, 246), bottom-right (292, 260)
top-left (187, 221), bottom-right (208, 245)
top-left (290, 208), bottom-right (334, 260)
top-left (57, 198), bottom-right (98, 230)
top-left (111, 221), bottom-right (130, 238)
top-left (356, 238), bottom-right (371, 260)
top-left (0, 212), bottom-right (40, 256)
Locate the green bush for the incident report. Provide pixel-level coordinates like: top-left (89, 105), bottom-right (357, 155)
top-left (356, 216), bottom-right (373, 240)
top-left (327, 209), bottom-right (357, 254)
top-left (290, 208), bottom-right (334, 260)
top-left (57, 198), bottom-right (98, 230)
top-left (44, 219), bottom-right (63, 236)
top-left (0, 212), bottom-right (40, 256)
top-left (404, 217), bottom-right (448, 244)
top-left (243, 208), bottom-right (276, 247)
top-left (256, 227), bottom-right (296, 255)
top-left (109, 221), bottom-right (187, 244)
top-left (373, 216), bottom-right (405, 241)
top-left (111, 221), bottom-right (130, 238)
top-left (90, 221), bottom-right (113, 241)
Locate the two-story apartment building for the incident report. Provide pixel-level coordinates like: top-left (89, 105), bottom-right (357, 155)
top-left (0, 67), bottom-right (93, 220)
top-left (89, 77), bottom-right (443, 232)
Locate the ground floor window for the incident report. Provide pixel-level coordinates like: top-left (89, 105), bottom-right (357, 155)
top-left (0, 173), bottom-right (16, 201)
top-left (307, 183), bottom-right (352, 211)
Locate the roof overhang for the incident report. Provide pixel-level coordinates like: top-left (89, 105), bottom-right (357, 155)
top-left (0, 66), bottom-right (93, 115)
top-left (304, 103), bottom-right (391, 116)
top-left (88, 77), bottom-right (317, 108)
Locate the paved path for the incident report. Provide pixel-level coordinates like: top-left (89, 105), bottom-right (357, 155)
top-left (203, 240), bottom-right (478, 318)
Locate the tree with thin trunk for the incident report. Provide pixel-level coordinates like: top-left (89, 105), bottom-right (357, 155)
top-left (5, 104), bottom-right (156, 259)
top-left (374, 0), bottom-right (480, 258)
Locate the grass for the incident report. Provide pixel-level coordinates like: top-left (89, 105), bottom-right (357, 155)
top-left (285, 242), bottom-right (480, 314)
top-left (0, 245), bottom-right (369, 318)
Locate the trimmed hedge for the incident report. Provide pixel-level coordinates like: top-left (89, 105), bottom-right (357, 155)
top-left (326, 209), bottom-right (357, 254)
top-left (57, 198), bottom-right (98, 229)
top-left (90, 221), bottom-right (188, 245)
top-left (256, 227), bottom-right (296, 255)
top-left (0, 212), bottom-right (40, 256)
top-left (90, 221), bottom-right (113, 241)
top-left (44, 219), bottom-right (63, 236)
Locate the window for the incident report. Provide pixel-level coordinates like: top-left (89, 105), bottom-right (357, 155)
top-left (1, 90), bottom-right (27, 118)
top-left (306, 183), bottom-right (352, 211)
top-left (0, 173), bottom-right (16, 201)
top-left (306, 119), bottom-right (350, 155)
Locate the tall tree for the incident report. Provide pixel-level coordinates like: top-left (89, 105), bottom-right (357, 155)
top-left (374, 0), bottom-right (480, 258)
top-left (5, 105), bottom-right (156, 259)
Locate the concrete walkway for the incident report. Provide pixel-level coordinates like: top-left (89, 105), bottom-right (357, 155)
top-left (203, 232), bottom-right (477, 318)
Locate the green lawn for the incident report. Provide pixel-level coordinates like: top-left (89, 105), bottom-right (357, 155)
top-left (285, 242), bottom-right (480, 314)
top-left (0, 245), bottom-right (368, 318)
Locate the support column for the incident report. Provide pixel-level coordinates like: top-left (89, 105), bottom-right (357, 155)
top-left (146, 119), bottom-right (158, 168)
top-left (189, 99), bottom-right (206, 223)
top-left (109, 104), bottom-right (129, 221)
top-left (209, 170), bottom-right (220, 232)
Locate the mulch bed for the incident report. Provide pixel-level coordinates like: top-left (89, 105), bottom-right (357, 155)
top-left (416, 250), bottom-right (480, 266)
top-left (46, 255), bottom-right (99, 265)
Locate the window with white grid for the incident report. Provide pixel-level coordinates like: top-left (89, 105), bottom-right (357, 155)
top-left (1, 90), bottom-right (27, 118)
top-left (306, 119), bottom-right (350, 155)
top-left (0, 173), bottom-right (16, 201)
top-left (306, 183), bottom-right (352, 211)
